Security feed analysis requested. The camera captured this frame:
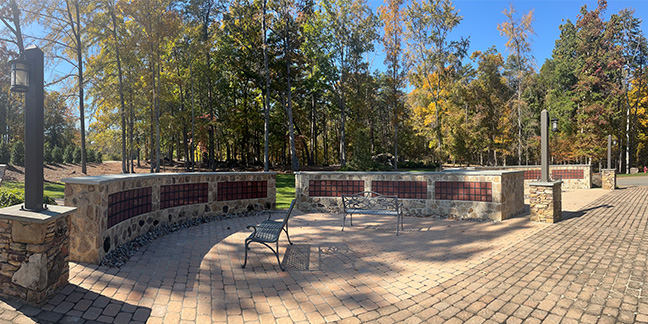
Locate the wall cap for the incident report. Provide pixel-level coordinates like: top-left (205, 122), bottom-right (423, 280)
top-left (0, 204), bottom-right (76, 223)
top-left (295, 170), bottom-right (523, 176)
top-left (61, 172), bottom-right (277, 186)
top-left (529, 181), bottom-right (563, 187)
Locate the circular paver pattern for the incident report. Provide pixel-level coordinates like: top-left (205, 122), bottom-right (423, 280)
top-left (2, 187), bottom-right (648, 323)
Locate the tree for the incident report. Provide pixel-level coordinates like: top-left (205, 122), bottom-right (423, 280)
top-left (611, 9), bottom-right (647, 173)
top-left (39, 0), bottom-right (94, 174)
top-left (379, 0), bottom-right (406, 169)
top-left (497, 3), bottom-right (535, 165)
top-left (405, 0), bottom-right (468, 162)
top-left (322, 0), bottom-right (378, 167)
top-left (573, 0), bottom-right (623, 163)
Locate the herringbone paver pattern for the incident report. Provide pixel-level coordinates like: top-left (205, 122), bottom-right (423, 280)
top-left (0, 187), bottom-right (645, 323)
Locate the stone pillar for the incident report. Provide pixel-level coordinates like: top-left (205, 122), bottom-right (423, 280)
top-left (601, 169), bottom-right (616, 190)
top-left (529, 181), bottom-right (562, 223)
top-left (0, 205), bottom-right (76, 304)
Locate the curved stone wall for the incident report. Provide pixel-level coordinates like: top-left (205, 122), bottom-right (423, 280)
top-left (62, 172), bottom-right (276, 264)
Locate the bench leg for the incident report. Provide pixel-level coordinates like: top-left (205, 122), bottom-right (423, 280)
top-left (283, 227), bottom-right (293, 245)
top-left (275, 241), bottom-right (285, 271)
top-left (341, 213), bottom-right (347, 231)
top-left (242, 239), bottom-right (251, 268)
top-left (242, 241), bottom-right (286, 271)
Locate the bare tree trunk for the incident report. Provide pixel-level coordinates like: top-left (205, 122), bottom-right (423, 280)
top-left (108, 3), bottom-right (128, 173)
top-left (262, 0), bottom-right (271, 171)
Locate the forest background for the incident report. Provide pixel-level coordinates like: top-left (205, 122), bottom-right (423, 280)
top-left (0, 0), bottom-right (647, 175)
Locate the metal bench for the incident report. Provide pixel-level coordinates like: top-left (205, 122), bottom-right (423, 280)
top-left (342, 191), bottom-right (403, 235)
top-left (242, 199), bottom-right (295, 271)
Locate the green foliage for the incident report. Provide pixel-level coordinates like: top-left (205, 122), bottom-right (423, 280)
top-left (52, 146), bottom-right (64, 164)
top-left (0, 142), bottom-right (10, 164)
top-left (73, 147), bottom-right (82, 163)
top-left (64, 146), bottom-right (75, 164)
top-left (87, 149), bottom-right (96, 163)
top-left (2, 181), bottom-right (65, 199)
top-left (96, 151), bottom-right (103, 163)
top-left (44, 143), bottom-right (53, 164)
top-left (0, 189), bottom-right (24, 208)
top-left (0, 187), bottom-right (58, 208)
top-left (10, 141), bottom-right (24, 166)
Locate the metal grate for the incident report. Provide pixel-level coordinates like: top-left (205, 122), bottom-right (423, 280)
top-left (160, 183), bottom-right (208, 209)
top-left (371, 180), bottom-right (427, 199)
top-left (108, 187), bottom-right (152, 228)
top-left (434, 181), bottom-right (492, 202)
top-left (308, 180), bottom-right (364, 197)
top-left (217, 181), bottom-right (267, 201)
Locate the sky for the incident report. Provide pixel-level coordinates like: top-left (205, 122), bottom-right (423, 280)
top-left (366, 0), bottom-right (648, 72)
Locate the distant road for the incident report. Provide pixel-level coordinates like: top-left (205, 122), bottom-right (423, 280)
top-left (617, 175), bottom-right (648, 187)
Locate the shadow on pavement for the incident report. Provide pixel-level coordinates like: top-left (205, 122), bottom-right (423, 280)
top-left (0, 284), bottom-right (149, 324)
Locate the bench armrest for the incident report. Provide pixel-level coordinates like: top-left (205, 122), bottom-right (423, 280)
top-left (246, 225), bottom-right (258, 235)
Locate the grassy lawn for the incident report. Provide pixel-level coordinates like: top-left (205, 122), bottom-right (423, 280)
top-left (617, 172), bottom-right (648, 177)
top-left (1, 181), bottom-right (65, 199)
top-left (276, 173), bottom-right (295, 209)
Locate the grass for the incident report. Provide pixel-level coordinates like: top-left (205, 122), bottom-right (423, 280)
top-left (617, 172), bottom-right (648, 178)
top-left (276, 173), bottom-right (295, 209)
top-left (1, 181), bottom-right (65, 199)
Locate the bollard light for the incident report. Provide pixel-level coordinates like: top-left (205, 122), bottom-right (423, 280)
top-left (551, 118), bottom-right (558, 132)
top-left (9, 58), bottom-right (29, 93)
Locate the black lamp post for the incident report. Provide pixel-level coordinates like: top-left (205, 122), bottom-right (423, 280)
top-left (10, 46), bottom-right (45, 211)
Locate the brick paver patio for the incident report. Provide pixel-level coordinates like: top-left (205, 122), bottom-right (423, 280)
top-left (1, 186), bottom-right (647, 323)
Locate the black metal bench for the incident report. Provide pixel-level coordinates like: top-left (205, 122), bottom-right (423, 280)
top-left (342, 191), bottom-right (403, 235)
top-left (242, 199), bottom-right (295, 271)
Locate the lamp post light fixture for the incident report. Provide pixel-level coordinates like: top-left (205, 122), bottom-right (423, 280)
top-left (551, 117), bottom-right (558, 132)
top-left (9, 57), bottom-right (29, 93)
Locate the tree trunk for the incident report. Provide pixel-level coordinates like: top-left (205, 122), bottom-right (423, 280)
top-left (71, 1), bottom-right (87, 174)
top-left (108, 4), bottom-right (128, 173)
top-left (262, 0), bottom-right (271, 171)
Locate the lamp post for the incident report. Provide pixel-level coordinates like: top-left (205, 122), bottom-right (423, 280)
top-left (607, 135), bottom-right (612, 169)
top-left (540, 110), bottom-right (551, 182)
top-left (10, 46), bottom-right (45, 211)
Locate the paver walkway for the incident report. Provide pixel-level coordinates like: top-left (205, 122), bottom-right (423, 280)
top-left (0, 186), bottom-right (646, 323)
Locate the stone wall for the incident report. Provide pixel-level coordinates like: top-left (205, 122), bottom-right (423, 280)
top-left (476, 165), bottom-right (591, 193)
top-left (63, 172), bottom-right (276, 264)
top-left (601, 169), bottom-right (616, 190)
top-left (529, 182), bottom-right (562, 223)
top-left (0, 206), bottom-right (75, 304)
top-left (295, 170), bottom-right (524, 221)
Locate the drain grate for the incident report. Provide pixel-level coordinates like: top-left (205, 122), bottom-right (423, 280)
top-left (282, 244), bottom-right (311, 270)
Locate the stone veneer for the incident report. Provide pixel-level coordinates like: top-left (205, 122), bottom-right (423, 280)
top-left (62, 172), bottom-right (276, 264)
top-left (529, 181), bottom-right (562, 223)
top-left (0, 205), bottom-right (76, 304)
top-left (477, 165), bottom-right (592, 194)
top-left (295, 170), bottom-right (525, 221)
top-left (601, 169), bottom-right (616, 190)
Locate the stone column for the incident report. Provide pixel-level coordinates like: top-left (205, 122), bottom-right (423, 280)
top-left (529, 181), bottom-right (562, 223)
top-left (601, 169), bottom-right (616, 190)
top-left (0, 205), bottom-right (76, 304)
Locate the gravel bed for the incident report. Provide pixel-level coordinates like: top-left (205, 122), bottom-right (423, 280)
top-left (100, 211), bottom-right (262, 268)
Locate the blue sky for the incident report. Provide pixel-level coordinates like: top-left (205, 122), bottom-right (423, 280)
top-left (367, 0), bottom-right (648, 71)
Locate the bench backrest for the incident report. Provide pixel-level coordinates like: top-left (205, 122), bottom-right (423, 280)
top-left (342, 191), bottom-right (399, 211)
top-left (280, 199), bottom-right (296, 226)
